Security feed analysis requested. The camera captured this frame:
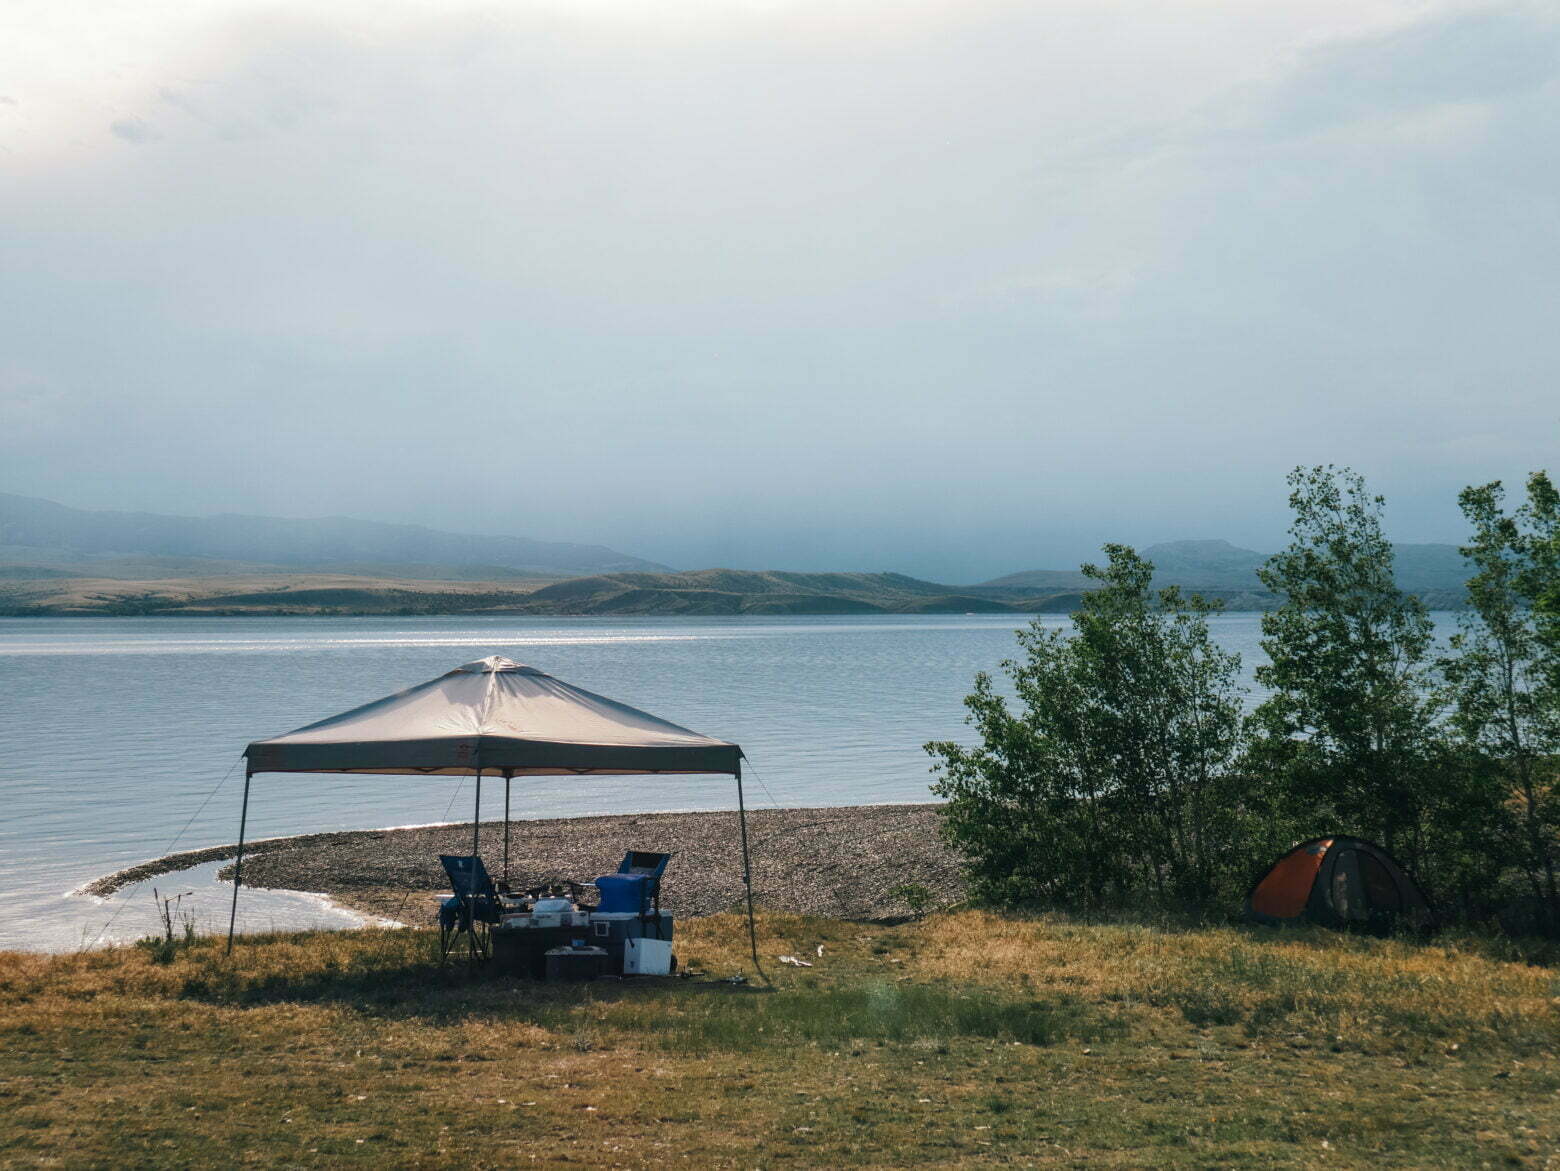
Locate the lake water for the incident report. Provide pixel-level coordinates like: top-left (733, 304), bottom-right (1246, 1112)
top-left (0, 612), bottom-right (1457, 951)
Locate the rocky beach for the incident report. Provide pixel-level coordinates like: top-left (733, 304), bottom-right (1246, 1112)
top-left (87, 803), bottom-right (965, 925)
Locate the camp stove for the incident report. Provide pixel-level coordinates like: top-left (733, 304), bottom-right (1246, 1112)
top-left (503, 883), bottom-right (590, 929)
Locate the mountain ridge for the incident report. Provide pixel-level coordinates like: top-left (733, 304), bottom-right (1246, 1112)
top-left (983, 538), bottom-right (1468, 595)
top-left (0, 492), bottom-right (667, 577)
top-left (0, 493), bottom-right (1474, 614)
top-left (0, 565), bottom-right (1466, 617)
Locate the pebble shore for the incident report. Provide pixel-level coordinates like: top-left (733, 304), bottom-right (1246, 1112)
top-left (87, 804), bottom-right (965, 924)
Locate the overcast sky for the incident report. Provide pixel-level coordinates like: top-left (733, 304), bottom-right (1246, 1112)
top-left (2, 0), bottom-right (1556, 581)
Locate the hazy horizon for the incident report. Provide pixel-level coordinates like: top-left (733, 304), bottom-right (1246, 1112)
top-left (0, 484), bottom-right (1472, 583)
top-left (4, 1), bottom-right (1556, 583)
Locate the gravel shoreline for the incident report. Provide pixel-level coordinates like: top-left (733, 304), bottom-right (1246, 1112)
top-left (86, 804), bottom-right (965, 924)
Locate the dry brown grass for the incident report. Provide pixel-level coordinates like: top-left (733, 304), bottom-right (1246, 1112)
top-left (2, 912), bottom-right (1558, 1168)
top-left (912, 911), bottom-right (1560, 1054)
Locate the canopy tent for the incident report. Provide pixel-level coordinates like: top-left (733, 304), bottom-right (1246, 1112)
top-left (229, 656), bottom-right (756, 965)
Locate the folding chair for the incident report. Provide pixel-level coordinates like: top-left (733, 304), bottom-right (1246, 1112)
top-left (438, 854), bottom-right (503, 964)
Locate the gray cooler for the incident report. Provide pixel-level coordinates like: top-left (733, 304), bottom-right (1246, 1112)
top-left (585, 911), bottom-right (674, 974)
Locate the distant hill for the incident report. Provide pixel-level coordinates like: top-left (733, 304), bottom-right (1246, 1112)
top-left (0, 561), bottom-right (1469, 617)
top-left (0, 492), bottom-right (667, 578)
top-left (0, 573), bottom-right (556, 616)
top-left (984, 538), bottom-right (1469, 598)
top-left (509, 569), bottom-right (1019, 616)
top-left (0, 568), bottom-right (1038, 617)
top-left (0, 495), bottom-right (1478, 616)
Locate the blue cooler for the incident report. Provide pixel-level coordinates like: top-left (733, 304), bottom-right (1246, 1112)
top-left (595, 873), bottom-right (651, 914)
top-left (596, 850), bottom-right (671, 913)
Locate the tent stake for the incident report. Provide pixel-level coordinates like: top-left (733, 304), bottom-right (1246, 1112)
top-left (225, 767), bottom-right (252, 956)
top-left (736, 761), bottom-right (764, 981)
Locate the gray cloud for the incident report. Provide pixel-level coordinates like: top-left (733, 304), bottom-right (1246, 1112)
top-left (3, 1), bottom-right (1555, 580)
top-left (108, 116), bottom-right (160, 143)
top-left (1261, 5), bottom-right (1560, 135)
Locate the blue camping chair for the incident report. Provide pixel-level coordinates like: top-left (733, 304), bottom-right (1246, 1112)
top-left (438, 854), bottom-right (503, 963)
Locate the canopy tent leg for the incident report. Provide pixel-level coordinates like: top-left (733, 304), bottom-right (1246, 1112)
top-left (472, 768), bottom-right (482, 862)
top-left (736, 762), bottom-right (764, 981)
top-left (470, 767), bottom-right (482, 964)
top-left (225, 767), bottom-right (253, 956)
top-left (503, 774), bottom-right (512, 886)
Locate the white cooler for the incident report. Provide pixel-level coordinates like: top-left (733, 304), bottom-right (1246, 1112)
top-left (623, 936), bottom-right (674, 976)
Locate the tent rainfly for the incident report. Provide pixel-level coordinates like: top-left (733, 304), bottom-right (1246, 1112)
top-left (230, 656), bottom-right (756, 963)
top-left (1246, 835), bottom-right (1435, 933)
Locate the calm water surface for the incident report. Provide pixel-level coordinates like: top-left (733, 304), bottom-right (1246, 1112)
top-left (0, 612), bottom-right (1453, 950)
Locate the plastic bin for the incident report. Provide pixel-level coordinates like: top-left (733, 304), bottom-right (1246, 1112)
top-left (493, 924), bottom-right (575, 979)
top-left (545, 945), bottom-right (607, 982)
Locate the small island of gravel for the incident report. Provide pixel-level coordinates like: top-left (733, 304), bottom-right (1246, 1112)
top-left (88, 804), bottom-right (965, 924)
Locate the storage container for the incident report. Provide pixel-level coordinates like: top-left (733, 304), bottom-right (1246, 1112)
top-left (545, 945), bottom-right (607, 982)
top-left (624, 937), bottom-right (674, 976)
top-left (586, 911), bottom-right (674, 974)
top-left (493, 923), bottom-right (575, 979)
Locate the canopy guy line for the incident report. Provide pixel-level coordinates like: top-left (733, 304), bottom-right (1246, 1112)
top-left (384, 774), bottom-right (474, 928)
top-left (737, 754), bottom-right (787, 815)
top-left (86, 754), bottom-right (244, 951)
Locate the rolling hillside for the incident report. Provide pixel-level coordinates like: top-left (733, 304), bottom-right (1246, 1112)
top-left (0, 496), bottom-right (1477, 616)
top-left (512, 569), bottom-right (1019, 616)
top-left (0, 569), bottom-right (1034, 617)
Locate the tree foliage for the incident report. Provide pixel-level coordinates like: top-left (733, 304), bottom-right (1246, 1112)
top-left (926, 545), bottom-right (1252, 909)
top-left (932, 464), bottom-right (1560, 932)
top-left (1244, 467), bottom-right (1449, 871)
top-left (1441, 475), bottom-right (1560, 926)
top-left (1527, 473), bottom-right (1560, 682)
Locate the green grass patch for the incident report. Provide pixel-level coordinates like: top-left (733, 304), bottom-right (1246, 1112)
top-left (556, 978), bottom-right (1115, 1053)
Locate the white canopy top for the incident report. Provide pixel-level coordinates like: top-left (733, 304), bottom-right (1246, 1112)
top-left (243, 655), bottom-right (742, 777)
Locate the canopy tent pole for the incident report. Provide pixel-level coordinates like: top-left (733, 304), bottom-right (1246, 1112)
top-left (469, 757), bottom-right (483, 965)
top-left (503, 772), bottom-right (512, 886)
top-left (736, 759), bottom-right (763, 980)
top-left (472, 766), bottom-right (482, 862)
top-left (225, 766), bottom-right (253, 956)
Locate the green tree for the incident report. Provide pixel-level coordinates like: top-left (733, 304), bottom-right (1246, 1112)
top-left (1442, 475), bottom-right (1560, 923)
top-left (1526, 472), bottom-right (1560, 679)
top-left (1248, 466), bottom-right (1447, 871)
top-left (926, 544), bottom-right (1249, 909)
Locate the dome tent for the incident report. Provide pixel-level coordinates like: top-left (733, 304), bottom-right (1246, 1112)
top-left (1247, 836), bottom-right (1435, 933)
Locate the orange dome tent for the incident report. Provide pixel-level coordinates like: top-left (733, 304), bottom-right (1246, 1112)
top-left (1247, 836), bottom-right (1434, 932)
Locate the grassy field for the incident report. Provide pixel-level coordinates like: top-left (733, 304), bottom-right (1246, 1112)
top-left (3, 911), bottom-right (1558, 1168)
